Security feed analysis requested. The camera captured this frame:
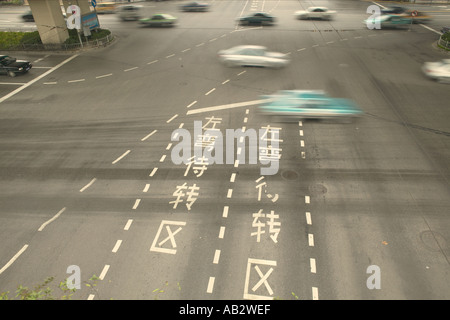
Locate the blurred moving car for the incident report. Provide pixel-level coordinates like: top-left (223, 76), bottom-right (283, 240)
top-left (422, 59), bottom-right (450, 82)
top-left (0, 55), bottom-right (32, 77)
top-left (21, 11), bottom-right (34, 22)
top-left (95, 2), bottom-right (117, 14)
top-left (381, 6), bottom-right (406, 15)
top-left (21, 10), bottom-right (66, 22)
top-left (364, 14), bottom-right (411, 28)
top-left (180, 1), bottom-right (210, 12)
top-left (217, 45), bottom-right (289, 68)
top-left (236, 12), bottom-right (275, 25)
top-left (258, 90), bottom-right (363, 121)
top-left (294, 7), bottom-right (336, 20)
top-left (139, 14), bottom-right (177, 27)
top-left (117, 4), bottom-right (142, 21)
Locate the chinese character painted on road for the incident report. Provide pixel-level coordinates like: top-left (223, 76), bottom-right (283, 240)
top-left (184, 155), bottom-right (210, 177)
top-left (251, 209), bottom-right (281, 243)
top-left (169, 182), bottom-right (200, 211)
top-left (255, 176), bottom-right (279, 202)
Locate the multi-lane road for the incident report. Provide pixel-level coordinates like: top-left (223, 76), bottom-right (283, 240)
top-left (0, 0), bottom-right (449, 302)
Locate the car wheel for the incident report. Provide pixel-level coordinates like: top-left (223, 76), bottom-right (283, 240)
top-left (7, 71), bottom-right (16, 78)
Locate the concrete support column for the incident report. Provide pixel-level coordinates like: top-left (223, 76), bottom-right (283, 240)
top-left (28, 0), bottom-right (69, 44)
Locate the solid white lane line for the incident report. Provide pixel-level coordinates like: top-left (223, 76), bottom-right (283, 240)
top-left (141, 129), bottom-right (157, 141)
top-left (99, 265), bottom-right (110, 280)
top-left (0, 54), bottom-right (78, 105)
top-left (112, 240), bottom-right (122, 253)
top-left (207, 277), bottom-right (215, 293)
top-left (0, 244), bottom-right (28, 275)
top-left (213, 250), bottom-right (221, 264)
top-left (112, 150), bottom-right (130, 164)
top-left (124, 219), bottom-right (133, 230)
top-left (186, 99), bottom-right (271, 115)
top-left (38, 207), bottom-right (66, 231)
top-left (420, 23), bottom-right (442, 35)
top-left (167, 114), bottom-right (178, 123)
top-left (80, 178), bottom-right (97, 192)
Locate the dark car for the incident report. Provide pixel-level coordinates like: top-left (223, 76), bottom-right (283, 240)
top-left (180, 1), bottom-right (210, 12)
top-left (381, 6), bottom-right (406, 15)
top-left (0, 55), bottom-right (32, 77)
top-left (236, 12), bottom-right (275, 25)
top-left (442, 26), bottom-right (450, 34)
top-left (22, 11), bottom-right (34, 22)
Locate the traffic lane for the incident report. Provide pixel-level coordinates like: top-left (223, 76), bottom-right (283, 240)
top-left (291, 39), bottom-right (450, 298)
top-left (311, 171), bottom-right (450, 299)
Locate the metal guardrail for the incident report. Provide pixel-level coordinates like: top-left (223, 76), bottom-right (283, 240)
top-left (438, 34), bottom-right (450, 50)
top-left (1, 33), bottom-right (114, 51)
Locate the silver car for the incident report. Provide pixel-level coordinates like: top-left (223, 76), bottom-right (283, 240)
top-left (217, 45), bottom-right (289, 68)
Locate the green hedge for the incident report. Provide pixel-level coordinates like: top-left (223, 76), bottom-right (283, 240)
top-left (0, 31), bottom-right (42, 49)
top-left (442, 32), bottom-right (450, 42)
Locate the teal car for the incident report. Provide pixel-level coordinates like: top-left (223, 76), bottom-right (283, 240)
top-left (139, 14), bottom-right (177, 27)
top-left (236, 12), bottom-right (275, 25)
top-left (258, 90), bottom-right (363, 121)
top-left (364, 14), bottom-right (411, 29)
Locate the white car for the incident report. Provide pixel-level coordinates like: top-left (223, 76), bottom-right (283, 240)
top-left (217, 45), bottom-right (289, 68)
top-left (116, 4), bottom-right (143, 21)
top-left (295, 7), bottom-right (336, 20)
top-left (422, 59), bottom-right (450, 82)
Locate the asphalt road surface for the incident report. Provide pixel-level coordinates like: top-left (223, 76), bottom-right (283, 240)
top-left (0, 0), bottom-right (449, 301)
